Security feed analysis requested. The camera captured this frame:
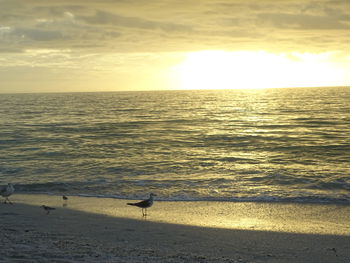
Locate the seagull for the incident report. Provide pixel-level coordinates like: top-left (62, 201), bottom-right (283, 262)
top-left (62, 195), bottom-right (68, 201)
top-left (41, 205), bottom-right (56, 215)
top-left (127, 193), bottom-right (157, 217)
top-left (0, 183), bottom-right (15, 204)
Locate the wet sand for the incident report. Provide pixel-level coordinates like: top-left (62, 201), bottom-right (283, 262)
top-left (1, 194), bottom-right (349, 262)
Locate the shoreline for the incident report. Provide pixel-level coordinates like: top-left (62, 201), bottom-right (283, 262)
top-left (1, 194), bottom-right (349, 262)
top-left (15, 191), bottom-right (350, 204)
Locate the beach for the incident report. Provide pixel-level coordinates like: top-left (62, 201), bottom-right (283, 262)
top-left (1, 194), bottom-right (349, 262)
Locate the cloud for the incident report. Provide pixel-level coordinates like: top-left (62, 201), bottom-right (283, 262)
top-left (0, 0), bottom-right (350, 53)
top-left (77, 10), bottom-right (192, 32)
top-left (0, 47), bottom-right (23, 53)
top-left (258, 13), bottom-right (350, 30)
top-left (11, 28), bottom-right (63, 41)
top-left (1, 0), bottom-right (350, 92)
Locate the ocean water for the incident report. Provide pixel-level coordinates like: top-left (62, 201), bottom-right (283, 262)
top-left (0, 87), bottom-right (349, 203)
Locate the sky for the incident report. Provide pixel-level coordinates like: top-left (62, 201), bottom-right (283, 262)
top-left (1, 0), bottom-right (350, 93)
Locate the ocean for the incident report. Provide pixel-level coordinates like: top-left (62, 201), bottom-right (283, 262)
top-left (0, 87), bottom-right (349, 203)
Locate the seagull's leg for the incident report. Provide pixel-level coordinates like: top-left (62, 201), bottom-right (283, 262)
top-left (145, 208), bottom-right (147, 216)
top-left (5, 197), bottom-right (13, 205)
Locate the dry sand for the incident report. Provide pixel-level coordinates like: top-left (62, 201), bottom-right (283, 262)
top-left (1, 194), bottom-right (349, 262)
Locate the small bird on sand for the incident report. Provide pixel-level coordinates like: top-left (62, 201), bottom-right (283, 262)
top-left (127, 193), bottom-right (157, 217)
top-left (62, 195), bottom-right (68, 201)
top-left (41, 205), bottom-right (56, 215)
top-left (0, 183), bottom-right (15, 204)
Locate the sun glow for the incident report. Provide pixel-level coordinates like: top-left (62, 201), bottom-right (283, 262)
top-left (172, 50), bottom-right (345, 90)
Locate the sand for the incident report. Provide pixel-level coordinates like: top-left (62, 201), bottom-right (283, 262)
top-left (0, 194), bottom-right (349, 263)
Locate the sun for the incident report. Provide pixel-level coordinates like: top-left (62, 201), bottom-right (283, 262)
top-left (171, 50), bottom-right (345, 90)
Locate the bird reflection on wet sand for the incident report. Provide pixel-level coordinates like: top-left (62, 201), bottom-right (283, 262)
top-left (62, 195), bottom-right (68, 207)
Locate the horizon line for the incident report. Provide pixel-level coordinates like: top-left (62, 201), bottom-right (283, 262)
top-left (1, 85), bottom-right (349, 95)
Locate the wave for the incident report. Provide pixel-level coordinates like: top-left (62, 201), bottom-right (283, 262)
top-left (1, 88), bottom-right (349, 206)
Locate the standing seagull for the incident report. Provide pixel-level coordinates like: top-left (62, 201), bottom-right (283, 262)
top-left (41, 205), bottom-right (56, 215)
top-left (0, 183), bottom-right (15, 204)
top-left (127, 193), bottom-right (157, 217)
